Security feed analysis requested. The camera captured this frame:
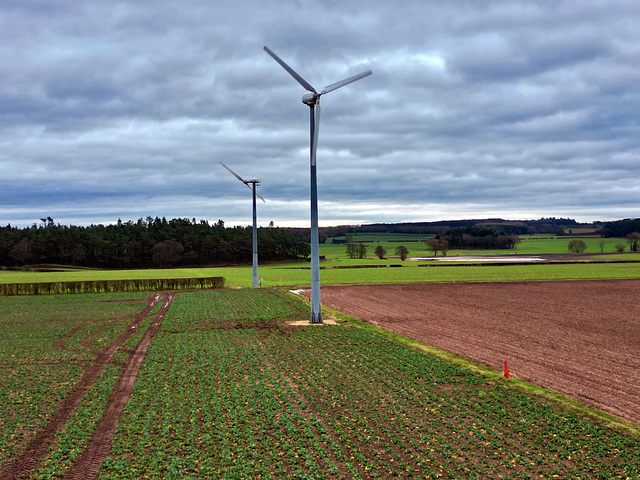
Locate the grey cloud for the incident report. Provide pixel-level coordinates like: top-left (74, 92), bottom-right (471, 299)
top-left (1, 0), bottom-right (639, 227)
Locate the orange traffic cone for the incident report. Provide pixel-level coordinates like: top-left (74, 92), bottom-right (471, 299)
top-left (504, 360), bottom-right (510, 379)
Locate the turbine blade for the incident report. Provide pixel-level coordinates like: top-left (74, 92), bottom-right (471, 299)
top-left (263, 46), bottom-right (317, 93)
top-left (244, 181), bottom-right (266, 202)
top-left (321, 69), bottom-right (372, 95)
top-left (220, 162), bottom-right (246, 184)
top-left (311, 101), bottom-right (320, 167)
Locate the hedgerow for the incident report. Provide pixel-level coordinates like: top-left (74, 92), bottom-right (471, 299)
top-left (0, 276), bottom-right (224, 296)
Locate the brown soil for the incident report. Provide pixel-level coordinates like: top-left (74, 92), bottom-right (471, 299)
top-left (1, 293), bottom-right (170, 480)
top-left (319, 279), bottom-right (640, 426)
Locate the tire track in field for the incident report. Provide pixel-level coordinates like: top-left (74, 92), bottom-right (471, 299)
top-left (63, 292), bottom-right (175, 480)
top-left (1, 293), bottom-right (163, 480)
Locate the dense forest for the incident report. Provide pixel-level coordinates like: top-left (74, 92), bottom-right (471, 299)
top-left (0, 217), bottom-right (310, 269)
top-left (600, 218), bottom-right (640, 238)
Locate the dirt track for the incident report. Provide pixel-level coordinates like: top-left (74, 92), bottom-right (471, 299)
top-left (2, 293), bottom-right (173, 480)
top-left (63, 293), bottom-right (174, 480)
top-left (320, 279), bottom-right (640, 426)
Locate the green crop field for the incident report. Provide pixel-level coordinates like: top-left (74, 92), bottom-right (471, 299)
top-left (92, 289), bottom-right (639, 479)
top-left (0, 292), bottom-right (152, 473)
top-left (1, 288), bottom-right (639, 478)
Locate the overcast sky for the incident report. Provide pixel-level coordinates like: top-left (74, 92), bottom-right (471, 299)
top-left (2, 1), bottom-right (639, 228)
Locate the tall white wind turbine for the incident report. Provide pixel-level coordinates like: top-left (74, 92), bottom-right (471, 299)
top-left (264, 46), bottom-right (372, 323)
top-left (220, 162), bottom-right (265, 288)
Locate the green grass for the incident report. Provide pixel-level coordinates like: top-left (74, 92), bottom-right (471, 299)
top-left (324, 235), bottom-right (631, 258)
top-left (328, 232), bottom-right (433, 243)
top-left (516, 235), bottom-right (626, 254)
top-left (1, 258), bottom-right (639, 289)
top-left (1, 235), bottom-right (638, 290)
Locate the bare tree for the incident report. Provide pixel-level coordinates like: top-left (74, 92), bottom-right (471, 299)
top-left (346, 242), bottom-right (358, 259)
top-left (395, 245), bottom-right (409, 261)
top-left (427, 237), bottom-right (449, 256)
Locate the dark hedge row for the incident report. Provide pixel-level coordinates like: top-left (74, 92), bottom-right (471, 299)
top-left (0, 276), bottom-right (225, 296)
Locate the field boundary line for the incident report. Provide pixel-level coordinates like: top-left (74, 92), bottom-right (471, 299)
top-left (321, 305), bottom-right (640, 439)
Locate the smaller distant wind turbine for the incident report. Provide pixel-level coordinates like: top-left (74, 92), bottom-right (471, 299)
top-left (220, 162), bottom-right (265, 288)
top-left (264, 45), bottom-right (372, 324)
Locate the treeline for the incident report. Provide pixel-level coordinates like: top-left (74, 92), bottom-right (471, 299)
top-left (600, 218), bottom-right (640, 238)
top-left (0, 217), bottom-right (310, 269)
top-left (440, 226), bottom-right (521, 250)
top-left (284, 217), bottom-right (583, 241)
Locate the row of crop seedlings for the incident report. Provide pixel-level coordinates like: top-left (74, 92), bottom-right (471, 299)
top-left (264, 328), bottom-right (483, 479)
top-left (217, 328), bottom-right (354, 478)
top-left (262, 327), bottom-right (640, 479)
top-left (164, 289), bottom-right (304, 331)
top-left (0, 277), bottom-right (224, 296)
top-left (100, 328), bottom-right (348, 478)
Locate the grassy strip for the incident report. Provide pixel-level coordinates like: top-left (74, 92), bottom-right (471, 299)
top-left (1, 260), bottom-right (640, 289)
top-left (322, 305), bottom-right (640, 439)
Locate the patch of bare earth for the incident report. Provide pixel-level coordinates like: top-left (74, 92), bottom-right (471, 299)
top-left (320, 279), bottom-right (640, 426)
top-left (1, 293), bottom-right (171, 480)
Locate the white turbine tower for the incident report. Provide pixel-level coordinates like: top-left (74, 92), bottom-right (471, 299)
top-left (264, 46), bottom-right (372, 324)
top-left (220, 162), bottom-right (265, 288)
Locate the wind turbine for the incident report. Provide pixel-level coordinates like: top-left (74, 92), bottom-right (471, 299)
top-left (220, 162), bottom-right (265, 288)
top-left (264, 46), bottom-right (372, 324)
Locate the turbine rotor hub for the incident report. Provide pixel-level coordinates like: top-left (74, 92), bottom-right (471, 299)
top-left (302, 92), bottom-right (318, 106)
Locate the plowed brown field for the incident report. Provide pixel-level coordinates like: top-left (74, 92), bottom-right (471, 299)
top-left (320, 279), bottom-right (640, 426)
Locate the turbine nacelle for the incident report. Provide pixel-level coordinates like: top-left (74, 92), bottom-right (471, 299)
top-left (220, 162), bottom-right (265, 202)
top-left (302, 92), bottom-right (319, 106)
